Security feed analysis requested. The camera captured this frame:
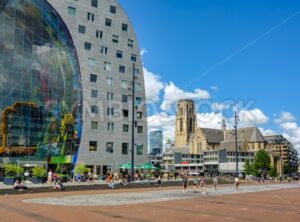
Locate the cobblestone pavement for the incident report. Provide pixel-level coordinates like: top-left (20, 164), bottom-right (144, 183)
top-left (22, 183), bottom-right (299, 206)
top-left (0, 183), bottom-right (299, 222)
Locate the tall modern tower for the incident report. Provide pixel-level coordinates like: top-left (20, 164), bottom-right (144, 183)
top-left (175, 99), bottom-right (196, 147)
top-left (149, 130), bottom-right (163, 155)
top-left (0, 0), bottom-right (148, 175)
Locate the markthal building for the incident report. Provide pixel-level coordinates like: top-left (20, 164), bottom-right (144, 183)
top-left (0, 0), bottom-right (148, 175)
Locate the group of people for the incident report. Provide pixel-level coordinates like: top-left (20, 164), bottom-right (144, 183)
top-left (182, 175), bottom-right (220, 194)
top-left (13, 178), bottom-right (27, 191)
top-left (47, 170), bottom-right (64, 190)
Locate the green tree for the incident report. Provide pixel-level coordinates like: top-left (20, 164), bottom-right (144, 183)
top-left (3, 164), bottom-right (23, 177)
top-left (244, 159), bottom-right (252, 175)
top-left (253, 149), bottom-right (271, 176)
top-left (74, 162), bottom-right (87, 175)
top-left (268, 166), bottom-right (277, 178)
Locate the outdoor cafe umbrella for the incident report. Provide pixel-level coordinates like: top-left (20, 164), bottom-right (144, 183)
top-left (119, 162), bottom-right (137, 170)
top-left (139, 163), bottom-right (157, 170)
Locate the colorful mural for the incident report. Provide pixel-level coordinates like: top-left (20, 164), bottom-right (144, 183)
top-left (0, 0), bottom-right (82, 166)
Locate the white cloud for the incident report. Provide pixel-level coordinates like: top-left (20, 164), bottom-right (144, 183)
top-left (280, 122), bottom-right (300, 154)
top-left (197, 113), bottom-right (223, 129)
top-left (140, 48), bottom-right (148, 57)
top-left (238, 109), bottom-right (269, 126)
top-left (160, 82), bottom-right (210, 112)
top-left (274, 111), bottom-right (296, 124)
top-left (143, 67), bottom-right (164, 102)
top-left (259, 128), bottom-right (276, 136)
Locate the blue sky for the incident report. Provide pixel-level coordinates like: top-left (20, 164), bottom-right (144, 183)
top-left (119, 0), bottom-right (300, 153)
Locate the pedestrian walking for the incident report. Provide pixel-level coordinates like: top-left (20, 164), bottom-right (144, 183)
top-left (193, 176), bottom-right (199, 192)
top-left (235, 177), bottom-right (240, 190)
top-left (182, 175), bottom-right (188, 192)
top-left (47, 170), bottom-right (52, 184)
top-left (157, 175), bottom-right (162, 187)
top-left (200, 177), bottom-right (206, 194)
top-left (213, 175), bottom-right (218, 190)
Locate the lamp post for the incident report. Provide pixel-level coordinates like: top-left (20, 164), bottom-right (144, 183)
top-left (131, 63), bottom-right (136, 182)
top-left (234, 110), bottom-right (239, 178)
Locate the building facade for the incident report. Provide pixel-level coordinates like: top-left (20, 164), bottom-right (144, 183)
top-left (149, 130), bottom-right (163, 155)
top-left (0, 0), bottom-right (148, 175)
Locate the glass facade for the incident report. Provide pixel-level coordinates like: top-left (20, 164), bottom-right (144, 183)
top-left (0, 0), bottom-right (82, 165)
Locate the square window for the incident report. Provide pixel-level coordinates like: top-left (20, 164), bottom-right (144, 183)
top-left (131, 54), bottom-right (137, 62)
top-left (100, 46), bottom-right (108, 55)
top-left (134, 83), bottom-right (141, 92)
top-left (91, 0), bottom-right (98, 8)
top-left (137, 111), bottom-right (142, 119)
top-left (136, 144), bottom-right (143, 155)
top-left (122, 109), bottom-right (129, 118)
top-left (105, 18), bottom-right (112, 27)
top-left (106, 77), bottom-right (113, 86)
top-left (84, 42), bottom-right (92, 50)
top-left (112, 35), bottom-right (119, 43)
top-left (122, 23), bottom-right (128, 32)
top-left (137, 126), bottom-right (143, 133)
top-left (68, 7), bottom-right (76, 16)
top-left (88, 58), bottom-right (96, 67)
top-left (89, 141), bottom-right (97, 152)
top-left (122, 143), bottom-right (128, 155)
top-left (123, 124), bottom-right (129, 132)
top-left (107, 122), bottom-right (114, 131)
top-left (90, 74), bottom-right (97, 82)
top-left (121, 80), bottom-right (128, 89)
top-left (87, 12), bottom-right (95, 21)
top-left (91, 121), bottom-right (98, 129)
top-left (135, 97), bottom-right (141, 105)
top-left (122, 95), bottom-right (128, 102)
top-left (110, 5), bottom-right (116, 14)
top-left (106, 142), bottom-right (114, 153)
top-left (91, 89), bottom-right (98, 98)
top-left (128, 39), bottom-right (134, 47)
top-left (119, 65), bottom-right (125, 73)
top-left (91, 105), bottom-right (98, 113)
top-left (104, 61), bottom-right (111, 70)
top-left (116, 50), bottom-right (123, 58)
top-left (78, 25), bottom-right (86, 34)
top-left (107, 92), bottom-right (114, 101)
top-left (96, 30), bottom-right (103, 39)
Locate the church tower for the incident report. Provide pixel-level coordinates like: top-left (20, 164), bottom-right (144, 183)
top-left (175, 99), bottom-right (196, 147)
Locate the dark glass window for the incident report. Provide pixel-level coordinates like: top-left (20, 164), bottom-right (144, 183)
top-left (101, 46), bottom-right (108, 55)
top-left (110, 5), bottom-right (117, 14)
top-left (90, 74), bottom-right (97, 82)
top-left (116, 50), bottom-right (123, 58)
top-left (105, 18), bottom-right (112, 27)
top-left (123, 124), bottom-right (129, 132)
top-left (91, 121), bottom-right (98, 129)
top-left (131, 54), bottom-right (137, 62)
top-left (68, 7), bottom-right (76, 16)
top-left (89, 141), bottom-right (97, 152)
top-left (106, 142), bottom-right (114, 153)
top-left (84, 42), bottom-right (92, 50)
top-left (91, 105), bottom-right (98, 114)
top-left (112, 35), bottom-right (118, 43)
top-left (128, 39), bottom-right (134, 47)
top-left (87, 12), bottom-right (95, 21)
top-left (91, 90), bottom-right (98, 98)
top-left (122, 109), bottom-right (129, 117)
top-left (119, 65), bottom-right (125, 73)
top-left (91, 0), bottom-right (98, 8)
top-left (78, 25), bottom-right (86, 34)
top-left (96, 30), bottom-right (103, 39)
top-left (122, 143), bottom-right (128, 154)
top-left (122, 23), bottom-right (128, 31)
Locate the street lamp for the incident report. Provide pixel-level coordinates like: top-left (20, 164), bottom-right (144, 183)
top-left (234, 110), bottom-right (239, 178)
top-left (131, 63), bottom-right (136, 182)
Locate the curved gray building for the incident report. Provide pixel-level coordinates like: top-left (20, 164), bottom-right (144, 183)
top-left (0, 0), bottom-right (147, 175)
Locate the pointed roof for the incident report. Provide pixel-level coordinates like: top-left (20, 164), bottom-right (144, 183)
top-left (225, 127), bottom-right (265, 143)
top-left (199, 128), bottom-right (224, 143)
top-left (220, 140), bottom-right (247, 152)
